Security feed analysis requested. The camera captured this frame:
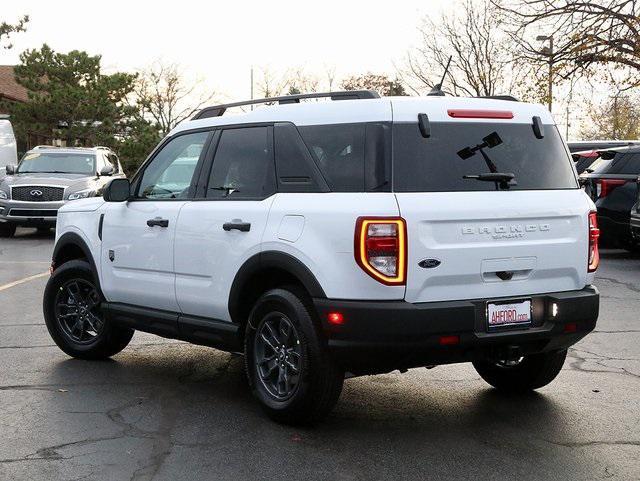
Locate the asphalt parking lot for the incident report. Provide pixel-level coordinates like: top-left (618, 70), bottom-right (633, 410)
top-left (0, 228), bottom-right (638, 481)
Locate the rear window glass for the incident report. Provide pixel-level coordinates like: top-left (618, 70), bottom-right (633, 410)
top-left (590, 151), bottom-right (640, 175)
top-left (393, 122), bottom-right (578, 192)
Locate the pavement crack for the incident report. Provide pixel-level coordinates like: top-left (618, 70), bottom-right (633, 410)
top-left (596, 276), bottom-right (640, 294)
top-left (544, 439), bottom-right (640, 448)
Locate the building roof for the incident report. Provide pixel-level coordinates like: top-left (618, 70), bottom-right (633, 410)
top-left (0, 65), bottom-right (28, 103)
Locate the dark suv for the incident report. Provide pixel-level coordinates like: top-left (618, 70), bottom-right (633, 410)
top-left (0, 146), bottom-right (125, 237)
top-left (580, 145), bottom-right (640, 250)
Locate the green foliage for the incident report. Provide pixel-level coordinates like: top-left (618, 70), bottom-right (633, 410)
top-left (5, 44), bottom-right (161, 174)
top-left (0, 15), bottom-right (29, 49)
top-left (342, 73), bottom-right (407, 96)
top-left (581, 94), bottom-right (640, 141)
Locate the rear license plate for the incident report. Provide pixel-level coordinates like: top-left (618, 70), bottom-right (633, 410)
top-left (487, 299), bottom-right (531, 330)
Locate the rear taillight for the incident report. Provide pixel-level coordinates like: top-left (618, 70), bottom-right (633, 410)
top-left (588, 211), bottom-right (600, 272)
top-left (597, 179), bottom-right (628, 198)
top-left (355, 217), bottom-right (406, 285)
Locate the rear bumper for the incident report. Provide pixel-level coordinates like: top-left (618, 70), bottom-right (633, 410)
top-left (314, 286), bottom-right (599, 373)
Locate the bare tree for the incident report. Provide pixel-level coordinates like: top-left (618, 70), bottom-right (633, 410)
top-left (495, 1), bottom-right (640, 85)
top-left (342, 73), bottom-right (407, 96)
top-left (135, 61), bottom-right (216, 136)
top-left (399, 0), bottom-right (535, 98)
top-left (255, 67), bottom-right (290, 98)
top-left (324, 64), bottom-right (337, 91)
top-left (286, 67), bottom-right (319, 95)
top-left (0, 15), bottom-right (28, 50)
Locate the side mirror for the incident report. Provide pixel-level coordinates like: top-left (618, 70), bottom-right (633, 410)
top-left (103, 178), bottom-right (131, 202)
top-left (5, 165), bottom-right (16, 175)
top-left (99, 165), bottom-right (115, 176)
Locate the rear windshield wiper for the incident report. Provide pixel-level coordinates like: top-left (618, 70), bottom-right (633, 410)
top-left (463, 172), bottom-right (516, 189)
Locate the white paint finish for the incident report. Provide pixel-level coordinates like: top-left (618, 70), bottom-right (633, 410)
top-left (174, 197), bottom-right (276, 320)
top-left (100, 201), bottom-right (186, 311)
top-left (170, 98), bottom-right (393, 134)
top-left (396, 189), bottom-right (593, 303)
top-left (277, 215), bottom-right (305, 242)
top-left (389, 96), bottom-right (555, 124)
top-left (56, 208), bottom-right (106, 281)
top-left (264, 193), bottom-right (404, 300)
top-left (171, 96), bottom-right (551, 138)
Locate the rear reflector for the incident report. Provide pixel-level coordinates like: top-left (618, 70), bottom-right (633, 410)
top-left (564, 323), bottom-right (577, 334)
top-left (355, 217), bottom-right (407, 285)
top-left (327, 312), bottom-right (344, 325)
top-left (439, 335), bottom-right (460, 346)
top-left (588, 211), bottom-right (600, 272)
top-left (447, 109), bottom-right (514, 119)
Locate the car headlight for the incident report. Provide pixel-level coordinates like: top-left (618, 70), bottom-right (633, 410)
top-left (0, 191), bottom-right (7, 200)
top-left (67, 189), bottom-right (95, 201)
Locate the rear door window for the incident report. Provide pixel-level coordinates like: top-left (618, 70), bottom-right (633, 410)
top-left (592, 151), bottom-right (640, 175)
top-left (393, 122), bottom-right (578, 192)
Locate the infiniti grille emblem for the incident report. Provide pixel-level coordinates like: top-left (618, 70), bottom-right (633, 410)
top-left (30, 189), bottom-right (43, 197)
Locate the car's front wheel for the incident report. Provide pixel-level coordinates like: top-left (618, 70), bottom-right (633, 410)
top-left (473, 349), bottom-right (567, 392)
top-left (244, 287), bottom-right (344, 425)
top-left (43, 259), bottom-right (134, 360)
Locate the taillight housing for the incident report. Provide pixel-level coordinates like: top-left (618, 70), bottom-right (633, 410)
top-left (588, 211), bottom-right (600, 272)
top-left (597, 179), bottom-right (627, 198)
top-left (355, 217), bottom-right (407, 285)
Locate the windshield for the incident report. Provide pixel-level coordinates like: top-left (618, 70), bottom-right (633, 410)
top-left (17, 152), bottom-right (96, 175)
top-left (393, 122), bottom-right (578, 192)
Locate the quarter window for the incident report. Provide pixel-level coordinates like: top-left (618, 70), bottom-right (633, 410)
top-left (137, 131), bottom-right (209, 199)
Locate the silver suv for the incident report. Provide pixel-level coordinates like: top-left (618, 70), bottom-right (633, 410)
top-left (0, 146), bottom-right (125, 237)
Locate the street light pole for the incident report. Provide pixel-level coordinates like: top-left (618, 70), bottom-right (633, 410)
top-left (536, 35), bottom-right (554, 113)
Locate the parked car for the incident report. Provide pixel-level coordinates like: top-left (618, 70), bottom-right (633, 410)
top-left (572, 149), bottom-right (602, 175)
top-left (0, 146), bottom-right (125, 237)
top-left (580, 145), bottom-right (640, 250)
top-left (0, 116), bottom-right (18, 179)
top-left (43, 91), bottom-right (600, 424)
top-left (568, 140), bottom-right (640, 153)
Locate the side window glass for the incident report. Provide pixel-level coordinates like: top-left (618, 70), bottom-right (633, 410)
top-left (298, 123), bottom-right (366, 192)
top-left (107, 153), bottom-right (119, 173)
top-left (137, 131), bottom-right (209, 200)
top-left (206, 127), bottom-right (275, 199)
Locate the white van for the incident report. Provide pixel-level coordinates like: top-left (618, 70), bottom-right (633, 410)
top-left (0, 116), bottom-right (18, 177)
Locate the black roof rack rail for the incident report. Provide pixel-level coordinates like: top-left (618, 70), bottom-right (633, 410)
top-left (477, 95), bottom-right (519, 102)
top-left (192, 90), bottom-right (380, 120)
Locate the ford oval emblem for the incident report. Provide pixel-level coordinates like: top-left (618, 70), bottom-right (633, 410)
top-left (419, 259), bottom-right (441, 269)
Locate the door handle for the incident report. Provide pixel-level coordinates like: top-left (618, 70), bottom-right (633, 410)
top-left (223, 221), bottom-right (251, 232)
top-left (147, 217), bottom-right (169, 228)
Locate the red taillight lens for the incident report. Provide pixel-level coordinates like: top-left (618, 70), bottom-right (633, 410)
top-left (588, 211), bottom-right (600, 272)
top-left (355, 217), bottom-right (407, 285)
top-left (327, 312), bottom-right (344, 325)
top-left (597, 179), bottom-right (627, 198)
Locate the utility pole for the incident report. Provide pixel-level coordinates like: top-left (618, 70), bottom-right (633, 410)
top-left (537, 35), bottom-right (554, 112)
top-left (250, 66), bottom-right (254, 111)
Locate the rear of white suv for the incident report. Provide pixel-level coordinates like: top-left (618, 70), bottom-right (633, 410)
top-left (43, 92), bottom-right (599, 425)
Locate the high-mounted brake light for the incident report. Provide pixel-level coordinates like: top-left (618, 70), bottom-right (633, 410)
top-left (355, 217), bottom-right (407, 285)
top-left (447, 109), bottom-right (514, 119)
top-left (588, 211), bottom-right (600, 272)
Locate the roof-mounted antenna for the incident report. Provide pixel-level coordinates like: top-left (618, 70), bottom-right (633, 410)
top-left (427, 56), bottom-right (452, 97)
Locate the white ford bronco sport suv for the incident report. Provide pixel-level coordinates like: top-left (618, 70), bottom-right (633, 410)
top-left (44, 91), bottom-right (600, 424)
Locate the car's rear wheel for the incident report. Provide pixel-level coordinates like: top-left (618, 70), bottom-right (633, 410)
top-left (472, 349), bottom-right (567, 392)
top-left (0, 222), bottom-right (16, 238)
top-left (43, 259), bottom-right (134, 360)
top-left (244, 287), bottom-right (344, 425)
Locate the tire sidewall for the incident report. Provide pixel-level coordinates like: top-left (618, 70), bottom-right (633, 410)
top-left (43, 259), bottom-right (117, 357)
top-left (245, 289), bottom-right (325, 413)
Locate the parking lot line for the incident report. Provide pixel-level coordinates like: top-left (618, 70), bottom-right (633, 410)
top-left (0, 272), bottom-right (49, 292)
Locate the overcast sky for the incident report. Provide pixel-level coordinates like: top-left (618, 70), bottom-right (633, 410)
top-left (2, 0), bottom-right (449, 101)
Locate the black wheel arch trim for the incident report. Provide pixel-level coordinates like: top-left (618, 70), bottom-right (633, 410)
top-left (52, 232), bottom-right (102, 295)
top-left (228, 250), bottom-right (326, 324)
